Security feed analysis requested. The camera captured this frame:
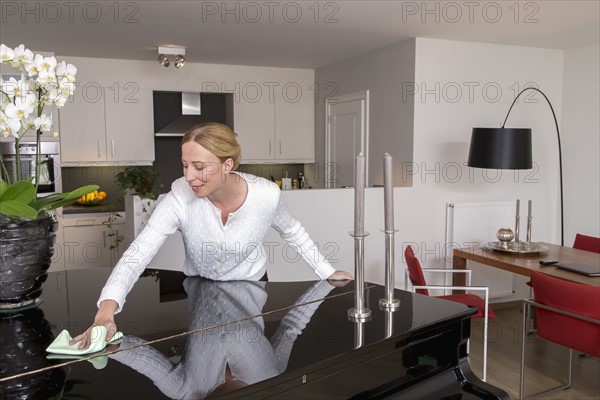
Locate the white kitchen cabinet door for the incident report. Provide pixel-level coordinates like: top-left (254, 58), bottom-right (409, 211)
top-left (104, 86), bottom-right (155, 163)
top-left (275, 93), bottom-right (315, 162)
top-left (59, 88), bottom-right (107, 163)
top-left (63, 224), bottom-right (113, 269)
top-left (234, 96), bottom-right (275, 162)
top-left (63, 214), bottom-right (125, 270)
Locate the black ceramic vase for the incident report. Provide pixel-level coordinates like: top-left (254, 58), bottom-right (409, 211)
top-left (0, 213), bottom-right (58, 306)
top-left (0, 306), bottom-right (66, 399)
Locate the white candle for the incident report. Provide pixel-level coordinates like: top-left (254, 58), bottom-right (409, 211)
top-left (384, 153), bottom-right (394, 231)
top-left (354, 153), bottom-right (365, 235)
top-left (528, 200), bottom-right (532, 218)
top-left (516, 199), bottom-right (520, 218)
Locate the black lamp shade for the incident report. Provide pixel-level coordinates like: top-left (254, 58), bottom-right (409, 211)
top-left (467, 127), bottom-right (532, 170)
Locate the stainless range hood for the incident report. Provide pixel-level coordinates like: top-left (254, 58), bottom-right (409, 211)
top-left (154, 91), bottom-right (234, 136)
top-left (155, 92), bottom-right (202, 136)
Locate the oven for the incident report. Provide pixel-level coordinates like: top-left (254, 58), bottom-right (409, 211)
top-left (1, 141), bottom-right (62, 194)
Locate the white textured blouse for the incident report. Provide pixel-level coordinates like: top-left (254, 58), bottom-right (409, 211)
top-left (99, 172), bottom-right (336, 312)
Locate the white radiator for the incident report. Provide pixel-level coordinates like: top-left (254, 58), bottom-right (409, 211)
top-left (445, 201), bottom-right (515, 299)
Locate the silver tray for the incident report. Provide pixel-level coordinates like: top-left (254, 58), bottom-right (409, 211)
top-left (483, 241), bottom-right (549, 254)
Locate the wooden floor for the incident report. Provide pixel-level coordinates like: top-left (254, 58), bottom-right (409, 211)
top-left (467, 303), bottom-right (600, 399)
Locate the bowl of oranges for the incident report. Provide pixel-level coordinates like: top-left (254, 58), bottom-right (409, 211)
top-left (76, 190), bottom-right (107, 206)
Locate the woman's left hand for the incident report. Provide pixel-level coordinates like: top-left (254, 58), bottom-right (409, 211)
top-left (327, 270), bottom-right (353, 280)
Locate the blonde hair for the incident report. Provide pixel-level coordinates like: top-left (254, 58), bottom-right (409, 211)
top-left (182, 123), bottom-right (241, 169)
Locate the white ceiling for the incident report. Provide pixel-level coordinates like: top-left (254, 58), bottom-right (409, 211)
top-left (1, 1), bottom-right (599, 69)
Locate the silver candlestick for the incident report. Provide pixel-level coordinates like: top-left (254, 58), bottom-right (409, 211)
top-left (348, 232), bottom-right (371, 321)
top-left (514, 215), bottom-right (521, 250)
top-left (353, 317), bottom-right (366, 349)
top-left (379, 229), bottom-right (400, 311)
top-left (384, 309), bottom-right (393, 339)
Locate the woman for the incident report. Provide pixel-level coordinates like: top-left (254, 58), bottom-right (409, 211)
top-left (73, 122), bottom-right (352, 349)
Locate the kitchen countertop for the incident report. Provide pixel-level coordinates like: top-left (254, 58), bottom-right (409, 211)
top-left (63, 202), bottom-right (125, 214)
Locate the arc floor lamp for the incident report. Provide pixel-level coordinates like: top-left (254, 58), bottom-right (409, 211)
top-left (467, 87), bottom-right (564, 246)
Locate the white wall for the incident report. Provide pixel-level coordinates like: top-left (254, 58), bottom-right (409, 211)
top-left (314, 40), bottom-right (415, 187)
top-left (62, 55), bottom-right (315, 95)
top-left (411, 38), bottom-right (564, 248)
top-left (271, 39), bottom-right (566, 304)
top-left (561, 43), bottom-right (600, 242)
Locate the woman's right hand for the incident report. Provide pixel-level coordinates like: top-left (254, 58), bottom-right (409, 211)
top-left (70, 299), bottom-right (119, 350)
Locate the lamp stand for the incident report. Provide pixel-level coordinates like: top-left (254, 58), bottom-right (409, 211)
top-left (502, 88), bottom-right (564, 246)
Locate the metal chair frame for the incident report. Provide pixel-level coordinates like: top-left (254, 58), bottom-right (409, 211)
top-left (406, 268), bottom-right (490, 381)
top-left (519, 298), bottom-right (600, 399)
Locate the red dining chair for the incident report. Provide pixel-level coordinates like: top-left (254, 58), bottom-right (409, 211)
top-left (573, 233), bottom-right (600, 253)
top-left (404, 245), bottom-right (495, 381)
top-left (519, 271), bottom-right (600, 399)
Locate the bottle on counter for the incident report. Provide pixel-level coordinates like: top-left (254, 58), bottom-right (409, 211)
top-left (281, 172), bottom-right (292, 190)
top-left (298, 172), bottom-right (306, 189)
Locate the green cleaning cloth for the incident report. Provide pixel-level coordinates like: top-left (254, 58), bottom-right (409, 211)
top-left (46, 326), bottom-right (124, 356)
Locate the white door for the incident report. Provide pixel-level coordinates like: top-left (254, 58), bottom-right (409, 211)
top-left (325, 91), bottom-right (369, 188)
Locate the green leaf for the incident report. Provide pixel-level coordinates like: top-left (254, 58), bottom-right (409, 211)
top-left (61, 185), bottom-right (100, 200)
top-left (34, 185), bottom-right (99, 212)
top-left (0, 181), bottom-right (36, 203)
top-left (0, 200), bottom-right (38, 219)
top-left (0, 178), bottom-right (8, 197)
top-left (29, 192), bottom-right (65, 209)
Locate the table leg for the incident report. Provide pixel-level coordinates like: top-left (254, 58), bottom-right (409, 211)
top-left (453, 256), bottom-right (467, 294)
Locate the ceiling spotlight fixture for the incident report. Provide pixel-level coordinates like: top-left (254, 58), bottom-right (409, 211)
top-left (157, 53), bottom-right (169, 67)
top-left (174, 55), bottom-right (186, 69)
top-left (157, 46), bottom-right (186, 69)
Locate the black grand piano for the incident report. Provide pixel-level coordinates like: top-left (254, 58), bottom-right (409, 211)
top-left (0, 269), bottom-right (510, 399)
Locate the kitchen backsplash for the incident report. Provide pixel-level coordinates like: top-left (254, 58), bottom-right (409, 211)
top-left (237, 163), bottom-right (307, 184)
top-left (61, 163), bottom-right (314, 205)
top-left (61, 166), bottom-right (127, 205)
top-left (153, 136), bottom-right (311, 191)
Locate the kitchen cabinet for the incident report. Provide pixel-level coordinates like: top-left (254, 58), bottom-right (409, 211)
top-left (274, 93), bottom-right (315, 162)
top-left (59, 85), bottom-right (154, 165)
top-left (235, 93), bottom-right (314, 163)
top-left (62, 213), bottom-right (126, 270)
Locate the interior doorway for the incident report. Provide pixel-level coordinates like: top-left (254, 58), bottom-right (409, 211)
top-left (325, 91), bottom-right (369, 188)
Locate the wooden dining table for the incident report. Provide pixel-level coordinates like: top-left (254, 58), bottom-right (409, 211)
top-left (452, 242), bottom-right (600, 288)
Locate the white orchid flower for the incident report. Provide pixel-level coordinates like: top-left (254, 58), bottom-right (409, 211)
top-left (47, 78), bottom-right (75, 107)
top-left (3, 103), bottom-right (19, 119)
top-left (48, 82), bottom-right (67, 107)
top-left (56, 61), bottom-right (77, 83)
top-left (11, 44), bottom-right (34, 68)
top-left (2, 77), bottom-right (22, 98)
top-left (12, 93), bottom-right (36, 119)
top-left (21, 91), bottom-right (39, 112)
top-left (0, 44), bottom-right (15, 62)
top-left (54, 90), bottom-right (69, 107)
top-left (25, 59), bottom-right (39, 77)
top-left (0, 110), bottom-right (22, 137)
top-left (34, 55), bottom-right (58, 84)
top-left (23, 114), bottom-right (37, 131)
top-left (34, 113), bottom-right (53, 132)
